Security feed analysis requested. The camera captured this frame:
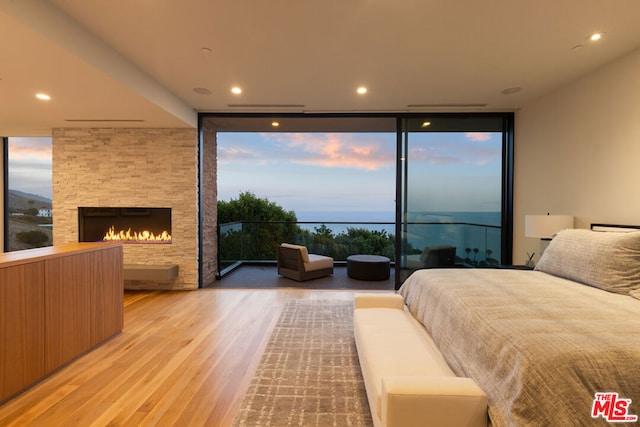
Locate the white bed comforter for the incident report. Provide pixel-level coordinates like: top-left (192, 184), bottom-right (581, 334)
top-left (399, 268), bottom-right (640, 427)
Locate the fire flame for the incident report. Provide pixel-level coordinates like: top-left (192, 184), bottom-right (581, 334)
top-left (103, 226), bottom-right (172, 243)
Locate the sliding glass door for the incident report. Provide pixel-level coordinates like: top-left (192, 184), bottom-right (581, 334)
top-left (397, 115), bottom-right (513, 285)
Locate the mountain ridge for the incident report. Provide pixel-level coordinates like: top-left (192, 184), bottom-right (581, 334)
top-left (9, 189), bottom-right (52, 211)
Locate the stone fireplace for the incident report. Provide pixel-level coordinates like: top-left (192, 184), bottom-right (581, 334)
top-left (52, 127), bottom-right (213, 290)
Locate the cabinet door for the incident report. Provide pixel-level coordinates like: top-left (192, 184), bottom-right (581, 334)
top-left (0, 263), bottom-right (45, 401)
top-left (45, 254), bottom-right (91, 372)
top-left (89, 246), bottom-right (124, 345)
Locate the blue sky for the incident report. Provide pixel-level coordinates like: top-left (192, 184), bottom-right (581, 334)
top-left (218, 132), bottom-right (397, 216)
top-left (406, 131), bottom-right (502, 213)
top-left (7, 137), bottom-right (53, 199)
top-left (6, 131), bottom-right (502, 214)
top-left (217, 131), bottom-right (502, 217)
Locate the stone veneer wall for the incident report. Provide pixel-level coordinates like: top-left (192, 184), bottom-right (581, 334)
top-left (52, 127), bottom-right (199, 290)
top-left (200, 119), bottom-right (217, 286)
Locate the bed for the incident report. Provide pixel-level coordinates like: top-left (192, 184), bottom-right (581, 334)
top-left (398, 227), bottom-right (640, 426)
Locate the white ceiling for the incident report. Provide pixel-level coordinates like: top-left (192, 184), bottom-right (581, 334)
top-left (2, 0), bottom-right (640, 135)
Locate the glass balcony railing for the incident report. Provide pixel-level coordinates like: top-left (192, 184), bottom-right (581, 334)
top-left (401, 221), bottom-right (502, 267)
top-left (217, 220), bottom-right (501, 277)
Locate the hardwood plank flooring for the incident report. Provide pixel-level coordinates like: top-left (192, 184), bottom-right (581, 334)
top-left (0, 288), bottom-right (392, 426)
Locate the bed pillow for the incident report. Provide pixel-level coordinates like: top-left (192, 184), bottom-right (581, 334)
top-left (535, 228), bottom-right (640, 295)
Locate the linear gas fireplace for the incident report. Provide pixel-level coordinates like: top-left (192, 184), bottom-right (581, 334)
top-left (79, 207), bottom-right (172, 244)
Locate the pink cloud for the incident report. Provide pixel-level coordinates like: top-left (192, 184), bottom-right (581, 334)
top-left (264, 133), bottom-right (394, 171)
top-left (409, 147), bottom-right (459, 165)
top-left (465, 132), bottom-right (492, 142)
top-left (218, 146), bottom-right (260, 161)
top-left (8, 137), bottom-right (51, 160)
top-left (409, 136), bottom-right (500, 166)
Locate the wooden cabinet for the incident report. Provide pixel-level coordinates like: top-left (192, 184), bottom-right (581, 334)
top-left (89, 248), bottom-right (124, 346)
top-left (0, 243), bottom-right (123, 402)
top-left (0, 263), bottom-right (45, 401)
top-left (45, 254), bottom-right (92, 372)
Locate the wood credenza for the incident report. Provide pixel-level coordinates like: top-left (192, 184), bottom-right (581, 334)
top-left (0, 242), bottom-right (123, 403)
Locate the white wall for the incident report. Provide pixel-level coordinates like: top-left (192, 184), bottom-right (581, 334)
top-left (514, 47), bottom-right (640, 265)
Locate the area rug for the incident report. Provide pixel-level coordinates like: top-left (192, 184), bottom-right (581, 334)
top-left (232, 299), bottom-right (373, 426)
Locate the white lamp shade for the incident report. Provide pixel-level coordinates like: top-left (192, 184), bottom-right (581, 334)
top-left (525, 215), bottom-right (574, 239)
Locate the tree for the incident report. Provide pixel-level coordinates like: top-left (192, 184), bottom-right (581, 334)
top-left (335, 228), bottom-right (395, 260)
top-left (309, 224), bottom-right (336, 255)
top-left (217, 192), bottom-right (398, 264)
top-left (217, 192), bottom-right (299, 261)
top-left (16, 230), bottom-right (49, 247)
top-left (218, 191), bottom-right (297, 223)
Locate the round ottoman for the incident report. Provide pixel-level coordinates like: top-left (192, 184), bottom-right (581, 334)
top-left (347, 254), bottom-right (391, 281)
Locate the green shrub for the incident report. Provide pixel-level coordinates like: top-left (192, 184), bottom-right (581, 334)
top-left (16, 230), bottom-right (49, 247)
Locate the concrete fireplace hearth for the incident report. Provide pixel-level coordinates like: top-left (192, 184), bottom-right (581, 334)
top-left (52, 127), bottom-right (212, 290)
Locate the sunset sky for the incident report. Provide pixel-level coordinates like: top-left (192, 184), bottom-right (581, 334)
top-left (7, 137), bottom-right (53, 199)
top-left (7, 131), bottom-right (502, 216)
top-left (217, 131), bottom-right (502, 217)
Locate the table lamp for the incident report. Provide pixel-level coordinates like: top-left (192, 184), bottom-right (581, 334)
top-left (524, 214), bottom-right (573, 266)
top-left (525, 214), bottom-right (574, 240)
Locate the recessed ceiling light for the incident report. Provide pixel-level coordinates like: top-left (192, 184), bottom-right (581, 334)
top-left (356, 86), bottom-right (367, 95)
top-left (231, 87), bottom-right (242, 94)
top-left (589, 33), bottom-right (603, 41)
top-left (271, 121), bottom-right (280, 127)
top-left (501, 86), bottom-right (523, 95)
top-left (193, 87), bottom-right (212, 95)
top-left (36, 93), bottom-right (51, 100)
top-left (421, 121), bottom-right (431, 128)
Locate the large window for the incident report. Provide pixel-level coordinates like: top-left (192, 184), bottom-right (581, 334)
top-left (3, 137), bottom-right (53, 251)
top-left (203, 113), bottom-right (513, 284)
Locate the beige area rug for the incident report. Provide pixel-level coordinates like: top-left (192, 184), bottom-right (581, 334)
top-left (232, 299), bottom-right (373, 427)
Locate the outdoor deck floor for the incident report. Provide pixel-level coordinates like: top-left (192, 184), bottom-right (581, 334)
top-left (208, 264), bottom-right (396, 291)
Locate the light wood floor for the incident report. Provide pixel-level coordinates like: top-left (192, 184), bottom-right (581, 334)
top-left (0, 288), bottom-right (392, 426)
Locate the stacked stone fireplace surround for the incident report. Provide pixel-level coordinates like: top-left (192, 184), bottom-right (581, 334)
top-left (52, 127), bottom-right (217, 290)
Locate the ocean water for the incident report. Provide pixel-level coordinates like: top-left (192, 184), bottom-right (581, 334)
top-left (295, 210), bottom-right (502, 258)
top-left (295, 211), bottom-right (500, 227)
top-left (296, 211), bottom-right (395, 223)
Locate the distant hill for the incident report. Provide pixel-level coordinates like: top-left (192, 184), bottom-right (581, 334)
top-left (8, 189), bottom-right (52, 212)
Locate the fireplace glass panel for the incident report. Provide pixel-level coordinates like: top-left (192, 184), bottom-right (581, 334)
top-left (78, 207), bottom-right (172, 244)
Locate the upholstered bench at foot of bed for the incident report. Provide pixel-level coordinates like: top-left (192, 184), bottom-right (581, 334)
top-left (353, 294), bottom-right (487, 427)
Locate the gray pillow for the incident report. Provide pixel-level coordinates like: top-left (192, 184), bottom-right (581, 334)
top-left (535, 228), bottom-right (640, 295)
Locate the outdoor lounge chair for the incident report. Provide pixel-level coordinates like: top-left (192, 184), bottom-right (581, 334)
top-left (277, 243), bottom-right (334, 281)
top-left (406, 244), bottom-right (456, 269)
